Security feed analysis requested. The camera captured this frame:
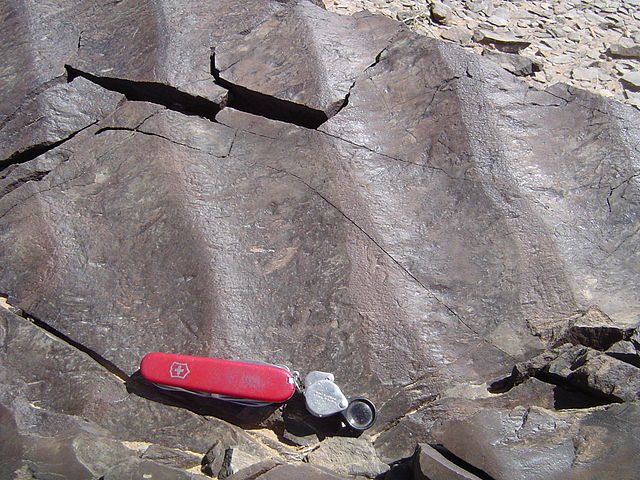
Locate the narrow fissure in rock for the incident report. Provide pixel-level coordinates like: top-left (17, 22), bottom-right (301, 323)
top-left (0, 127), bottom-right (88, 172)
top-left (65, 65), bottom-right (222, 121)
top-left (1, 298), bottom-right (130, 382)
top-left (534, 370), bottom-right (622, 406)
top-left (210, 52), bottom-right (328, 129)
top-left (0, 170), bottom-right (50, 198)
top-left (29, 313), bottom-right (130, 382)
top-left (551, 384), bottom-right (613, 410)
top-left (429, 444), bottom-right (497, 480)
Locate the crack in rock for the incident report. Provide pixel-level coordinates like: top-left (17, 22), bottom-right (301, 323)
top-left (263, 164), bottom-right (514, 363)
top-left (0, 296), bottom-right (129, 382)
top-left (210, 51), bottom-right (328, 129)
top-left (65, 65), bottom-right (223, 121)
top-left (0, 120), bottom-right (98, 172)
top-left (327, 46), bottom-right (389, 118)
top-left (424, 444), bottom-right (498, 480)
top-left (0, 75), bottom-right (68, 131)
top-left (94, 126), bottom-right (223, 155)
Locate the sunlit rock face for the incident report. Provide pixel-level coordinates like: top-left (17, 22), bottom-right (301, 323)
top-left (1, 1), bottom-right (639, 479)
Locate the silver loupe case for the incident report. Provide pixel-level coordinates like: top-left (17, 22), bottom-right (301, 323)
top-left (302, 371), bottom-right (376, 430)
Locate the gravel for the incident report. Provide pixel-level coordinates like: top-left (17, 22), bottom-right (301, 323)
top-left (322, 0), bottom-right (640, 109)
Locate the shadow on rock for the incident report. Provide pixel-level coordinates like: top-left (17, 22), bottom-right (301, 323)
top-left (127, 372), bottom-right (364, 440)
top-left (552, 384), bottom-right (612, 410)
top-left (280, 392), bottom-right (364, 445)
top-left (126, 371), bottom-right (281, 427)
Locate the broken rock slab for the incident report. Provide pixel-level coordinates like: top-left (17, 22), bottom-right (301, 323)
top-left (202, 442), bottom-right (264, 479)
top-left (101, 458), bottom-right (205, 480)
top-left (606, 43), bottom-right (640, 60)
top-left (213, 0), bottom-right (401, 118)
top-left (491, 340), bottom-right (640, 404)
top-left (307, 437), bottom-right (389, 478)
top-left (545, 346), bottom-right (640, 403)
top-left (413, 443), bottom-right (484, 480)
top-left (141, 444), bottom-right (202, 471)
top-left (0, 77), bottom-right (124, 167)
top-left (253, 464), bottom-right (351, 480)
top-left (472, 30), bottom-right (531, 53)
top-left (621, 71), bottom-right (640, 91)
top-left (482, 49), bottom-right (541, 76)
top-left (434, 404), bottom-right (640, 480)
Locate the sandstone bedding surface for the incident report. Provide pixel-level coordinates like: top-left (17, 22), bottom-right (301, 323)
top-left (0, 1), bottom-right (639, 479)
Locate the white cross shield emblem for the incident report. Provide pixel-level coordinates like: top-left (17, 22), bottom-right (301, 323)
top-left (169, 361), bottom-right (190, 379)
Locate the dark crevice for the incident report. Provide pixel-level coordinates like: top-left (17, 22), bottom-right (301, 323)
top-left (0, 122), bottom-right (95, 172)
top-left (487, 366), bottom-right (519, 394)
top-left (489, 365), bottom-right (620, 408)
top-left (606, 351), bottom-right (640, 368)
top-left (210, 51), bottom-right (328, 129)
top-left (65, 65), bottom-right (222, 121)
top-left (332, 81), bottom-right (355, 117)
top-left (0, 171), bottom-right (50, 198)
top-left (429, 444), bottom-right (497, 480)
top-left (552, 384), bottom-right (613, 410)
top-left (535, 370), bottom-right (622, 405)
top-left (330, 47), bottom-right (385, 119)
top-left (10, 307), bottom-right (130, 382)
top-left (1, 142), bottom-right (62, 171)
top-left (375, 456), bottom-right (412, 480)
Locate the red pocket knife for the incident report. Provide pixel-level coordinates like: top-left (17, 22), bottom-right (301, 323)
top-left (140, 352), bottom-right (375, 430)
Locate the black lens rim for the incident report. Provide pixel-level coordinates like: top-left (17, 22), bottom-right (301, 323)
top-left (341, 397), bottom-right (376, 430)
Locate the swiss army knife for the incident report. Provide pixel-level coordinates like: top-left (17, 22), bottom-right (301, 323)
top-left (140, 352), bottom-right (376, 430)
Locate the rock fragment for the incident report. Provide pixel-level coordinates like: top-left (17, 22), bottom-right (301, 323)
top-left (571, 67), bottom-right (602, 82)
top-left (482, 49), bottom-right (541, 76)
top-left (413, 443), bottom-right (484, 480)
top-left (441, 26), bottom-right (473, 45)
top-left (546, 347), bottom-right (640, 403)
top-left (430, 2), bottom-right (453, 25)
top-left (621, 71), bottom-right (640, 90)
top-left (244, 463), bottom-right (350, 480)
top-left (141, 444), bottom-right (201, 470)
top-left (435, 404), bottom-right (640, 480)
top-left (606, 43), bottom-right (640, 60)
top-left (202, 441), bottom-right (266, 479)
top-left (472, 30), bottom-right (531, 53)
top-left (307, 437), bottom-right (389, 478)
top-left (101, 459), bottom-right (199, 480)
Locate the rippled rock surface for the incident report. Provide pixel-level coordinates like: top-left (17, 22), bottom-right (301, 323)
top-left (1, 1), bottom-right (639, 479)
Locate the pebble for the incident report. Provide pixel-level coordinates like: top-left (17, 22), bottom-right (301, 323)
top-left (441, 25), bottom-right (474, 44)
top-left (430, 2), bottom-right (453, 24)
top-left (473, 29), bottom-right (532, 53)
top-left (621, 71), bottom-right (640, 90)
top-left (607, 43), bottom-right (640, 60)
top-left (549, 54), bottom-right (574, 64)
top-left (323, 0), bottom-right (640, 109)
top-left (482, 49), bottom-right (541, 76)
top-left (487, 14), bottom-right (509, 26)
top-left (572, 66), bottom-right (602, 81)
top-left (626, 91), bottom-right (640, 107)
